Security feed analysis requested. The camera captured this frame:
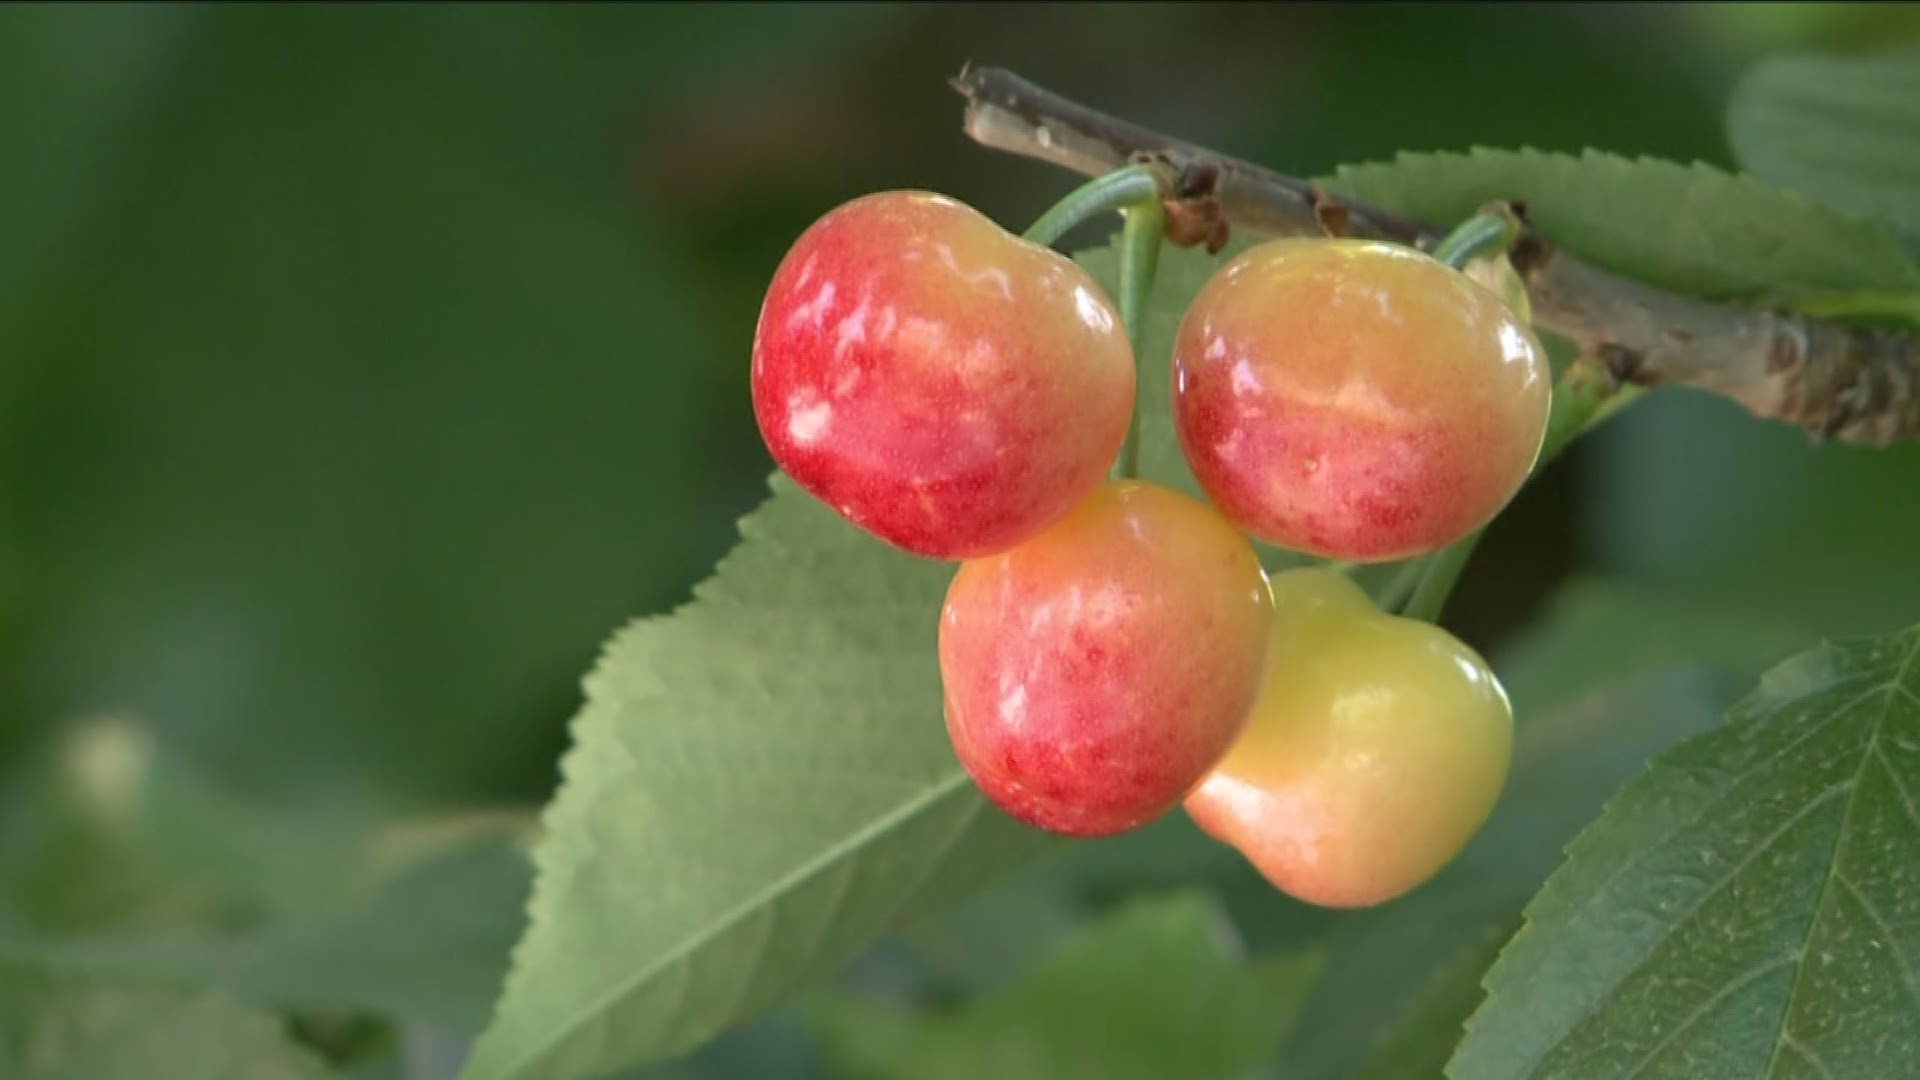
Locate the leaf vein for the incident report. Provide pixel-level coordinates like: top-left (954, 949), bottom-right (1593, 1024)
top-left (796, 856), bottom-right (860, 979)
top-left (485, 768), bottom-right (978, 1078)
top-left (1779, 1032), bottom-right (1838, 1080)
top-left (1619, 953), bottom-right (1799, 1080)
top-left (1531, 781), bottom-right (1848, 1072)
top-left (889, 793), bottom-right (991, 929)
top-left (1545, 680), bottom-right (1876, 945)
top-left (1834, 871), bottom-right (1920, 1010)
top-left (1872, 742), bottom-right (1920, 834)
top-left (714, 900), bottom-right (778, 1039)
top-left (1759, 633), bottom-right (1920, 1080)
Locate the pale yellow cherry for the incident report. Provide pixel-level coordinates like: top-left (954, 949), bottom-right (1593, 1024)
top-left (1185, 567), bottom-right (1513, 908)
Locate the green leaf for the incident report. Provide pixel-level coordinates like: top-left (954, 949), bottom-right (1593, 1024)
top-left (1266, 580), bottom-right (1785, 1077)
top-left (1354, 930), bottom-right (1506, 1080)
top-left (0, 717), bottom-right (412, 935)
top-left (810, 894), bottom-right (1321, 1080)
top-left (1325, 147), bottom-right (1920, 299)
top-left (1328, 148), bottom-right (1920, 639)
top-left (1450, 628), bottom-right (1920, 1079)
top-left (0, 716), bottom-right (534, 1034)
top-left (465, 225), bottom-right (1272, 1080)
top-left (1774, 289), bottom-right (1920, 330)
top-left (0, 961), bottom-right (330, 1079)
top-left (462, 477), bottom-right (1057, 1080)
top-left (175, 835), bottom-right (529, 1034)
top-left (1728, 47), bottom-right (1920, 248)
top-left (27, 835), bottom-right (530, 1035)
top-left (896, 597), bottom-right (1762, 1079)
top-left (1277, 669), bottom-right (1729, 1078)
top-left (474, 142), bottom-right (1880, 1074)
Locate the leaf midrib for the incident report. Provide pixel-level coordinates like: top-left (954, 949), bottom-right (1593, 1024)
top-left (1476, 641), bottom-right (1915, 1079)
top-left (473, 766), bottom-right (979, 1080)
top-left (1755, 635), bottom-right (1920, 1080)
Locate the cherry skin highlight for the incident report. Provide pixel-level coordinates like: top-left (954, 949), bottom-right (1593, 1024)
top-left (939, 481), bottom-right (1274, 837)
top-left (1184, 568), bottom-right (1513, 908)
top-left (752, 190), bottom-right (1135, 560)
top-left (1172, 239), bottom-right (1550, 562)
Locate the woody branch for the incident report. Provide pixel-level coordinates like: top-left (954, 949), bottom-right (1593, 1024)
top-left (954, 65), bottom-right (1919, 446)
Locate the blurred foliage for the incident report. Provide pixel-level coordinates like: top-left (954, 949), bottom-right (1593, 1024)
top-left (0, 960), bottom-right (328, 1080)
top-left (4, 0), bottom-right (1916, 811)
top-left (1352, 928), bottom-right (1506, 1080)
top-left (1729, 45), bottom-right (1920, 248)
top-left (0, 715), bottom-right (531, 1035)
top-left (809, 894), bottom-right (1320, 1080)
top-left (3, 4), bottom-right (1920, 1079)
top-left (0, 4), bottom-right (898, 806)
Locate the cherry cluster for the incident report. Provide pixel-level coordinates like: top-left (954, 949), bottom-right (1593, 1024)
top-left (751, 191), bottom-right (1549, 908)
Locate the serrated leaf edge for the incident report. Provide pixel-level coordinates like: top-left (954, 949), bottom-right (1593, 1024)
top-left (474, 770), bottom-right (980, 1079)
top-left (467, 476), bottom-right (1001, 1080)
top-left (1326, 146), bottom-right (1920, 295)
top-left (1447, 630), bottom-right (1920, 1079)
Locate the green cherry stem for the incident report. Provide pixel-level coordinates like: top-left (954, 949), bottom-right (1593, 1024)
top-left (1430, 202), bottom-right (1525, 271)
top-left (1021, 164), bottom-right (1167, 480)
top-left (1021, 164), bottom-right (1162, 249)
top-left (1401, 360), bottom-right (1642, 624)
top-left (1115, 198), bottom-right (1164, 480)
top-left (1777, 289), bottom-right (1920, 327)
top-left (1374, 554), bottom-right (1434, 612)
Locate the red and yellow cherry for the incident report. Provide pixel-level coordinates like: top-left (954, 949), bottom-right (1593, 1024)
top-left (752, 191), bottom-right (1135, 560)
top-left (1184, 568), bottom-right (1512, 908)
top-left (939, 481), bottom-right (1273, 837)
top-left (1171, 239), bottom-right (1550, 562)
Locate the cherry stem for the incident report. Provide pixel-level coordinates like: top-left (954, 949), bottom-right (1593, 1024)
top-left (1021, 164), bottom-right (1162, 249)
top-left (1430, 203), bottom-right (1525, 271)
top-left (1115, 199), bottom-right (1164, 480)
top-left (1401, 361), bottom-right (1642, 624)
top-left (1778, 289), bottom-right (1920, 327)
top-left (1373, 554), bottom-right (1433, 611)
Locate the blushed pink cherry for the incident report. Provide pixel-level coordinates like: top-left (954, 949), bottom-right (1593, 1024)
top-left (752, 191), bottom-right (1135, 559)
top-left (939, 481), bottom-right (1274, 837)
top-left (1172, 239), bottom-right (1549, 562)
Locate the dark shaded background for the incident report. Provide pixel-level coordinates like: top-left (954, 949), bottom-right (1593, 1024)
top-left (6, 1), bottom-right (1914, 812)
top-left (6, 4), bottom-right (1920, 1077)
top-left (4, 4), bottom-right (1920, 1034)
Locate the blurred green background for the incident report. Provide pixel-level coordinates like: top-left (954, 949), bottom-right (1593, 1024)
top-left (3, 3), bottom-right (1919, 1077)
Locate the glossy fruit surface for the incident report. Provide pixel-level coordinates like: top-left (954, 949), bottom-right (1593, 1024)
top-left (1184, 568), bottom-right (1512, 908)
top-left (1172, 239), bottom-right (1549, 562)
top-left (939, 481), bottom-right (1273, 837)
top-left (752, 191), bottom-right (1134, 559)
